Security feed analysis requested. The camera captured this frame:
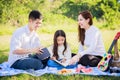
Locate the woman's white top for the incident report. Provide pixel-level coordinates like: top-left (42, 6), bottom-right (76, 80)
top-left (78, 25), bottom-right (106, 57)
top-left (8, 25), bottom-right (41, 66)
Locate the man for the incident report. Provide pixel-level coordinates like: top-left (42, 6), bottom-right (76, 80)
top-left (8, 10), bottom-right (44, 70)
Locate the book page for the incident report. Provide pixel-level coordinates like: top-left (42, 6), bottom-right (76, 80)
top-left (54, 59), bottom-right (70, 67)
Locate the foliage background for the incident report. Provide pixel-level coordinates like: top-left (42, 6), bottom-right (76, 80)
top-left (0, 0), bottom-right (120, 32)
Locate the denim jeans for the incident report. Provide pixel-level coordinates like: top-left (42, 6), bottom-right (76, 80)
top-left (11, 57), bottom-right (44, 70)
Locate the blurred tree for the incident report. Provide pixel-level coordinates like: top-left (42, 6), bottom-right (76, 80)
top-left (0, 0), bottom-right (120, 29)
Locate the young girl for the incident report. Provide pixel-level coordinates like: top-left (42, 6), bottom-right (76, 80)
top-left (47, 30), bottom-right (77, 69)
top-left (69, 10), bottom-right (106, 67)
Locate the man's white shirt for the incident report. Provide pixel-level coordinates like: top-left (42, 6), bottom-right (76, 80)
top-left (8, 25), bottom-right (41, 66)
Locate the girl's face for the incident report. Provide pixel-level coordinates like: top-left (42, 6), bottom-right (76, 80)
top-left (57, 36), bottom-right (65, 46)
top-left (78, 14), bottom-right (89, 29)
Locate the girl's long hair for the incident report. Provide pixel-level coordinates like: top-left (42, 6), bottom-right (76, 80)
top-left (53, 30), bottom-right (67, 59)
top-left (78, 10), bottom-right (93, 45)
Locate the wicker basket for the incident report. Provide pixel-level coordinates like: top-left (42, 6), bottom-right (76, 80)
top-left (110, 41), bottom-right (120, 67)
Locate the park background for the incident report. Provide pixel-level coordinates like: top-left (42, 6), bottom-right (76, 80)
top-left (0, 0), bottom-right (120, 80)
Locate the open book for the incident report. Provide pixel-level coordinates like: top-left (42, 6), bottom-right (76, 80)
top-left (53, 59), bottom-right (70, 67)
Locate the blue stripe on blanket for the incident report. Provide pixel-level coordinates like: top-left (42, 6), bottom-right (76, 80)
top-left (0, 62), bottom-right (120, 76)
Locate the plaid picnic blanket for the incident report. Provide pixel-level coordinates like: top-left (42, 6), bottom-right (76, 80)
top-left (0, 62), bottom-right (120, 76)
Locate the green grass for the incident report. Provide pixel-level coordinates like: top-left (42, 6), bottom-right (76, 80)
top-left (0, 30), bottom-right (120, 80)
top-left (0, 74), bottom-right (120, 80)
top-left (0, 24), bottom-right (17, 35)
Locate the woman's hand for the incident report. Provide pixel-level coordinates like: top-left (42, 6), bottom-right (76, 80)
top-left (60, 58), bottom-right (66, 63)
top-left (69, 55), bottom-right (80, 65)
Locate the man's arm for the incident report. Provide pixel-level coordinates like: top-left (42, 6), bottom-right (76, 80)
top-left (13, 47), bottom-right (44, 55)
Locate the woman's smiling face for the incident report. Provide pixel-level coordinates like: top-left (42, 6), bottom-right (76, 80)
top-left (78, 14), bottom-right (89, 29)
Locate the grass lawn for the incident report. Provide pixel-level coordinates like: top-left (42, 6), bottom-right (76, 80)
top-left (0, 30), bottom-right (120, 80)
top-left (1, 74), bottom-right (120, 80)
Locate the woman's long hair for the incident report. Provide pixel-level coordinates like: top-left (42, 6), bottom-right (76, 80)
top-left (78, 10), bottom-right (93, 45)
top-left (53, 30), bottom-right (67, 59)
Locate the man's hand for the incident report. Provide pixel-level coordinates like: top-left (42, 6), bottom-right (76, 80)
top-left (13, 47), bottom-right (44, 55)
top-left (31, 47), bottom-right (43, 54)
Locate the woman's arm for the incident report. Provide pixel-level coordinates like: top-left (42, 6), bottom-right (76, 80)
top-left (80, 31), bottom-right (101, 56)
top-left (69, 31), bottom-right (101, 65)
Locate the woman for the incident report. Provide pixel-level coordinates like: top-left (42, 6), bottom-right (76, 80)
top-left (69, 10), bottom-right (106, 67)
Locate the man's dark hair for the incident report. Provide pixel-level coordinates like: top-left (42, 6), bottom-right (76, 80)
top-left (29, 10), bottom-right (42, 20)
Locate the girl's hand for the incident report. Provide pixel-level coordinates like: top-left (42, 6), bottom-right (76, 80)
top-left (51, 56), bottom-right (56, 60)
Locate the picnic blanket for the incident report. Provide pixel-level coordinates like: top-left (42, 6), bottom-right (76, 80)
top-left (0, 62), bottom-right (120, 76)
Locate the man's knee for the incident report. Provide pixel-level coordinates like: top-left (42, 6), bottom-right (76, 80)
top-left (11, 58), bottom-right (44, 70)
top-left (31, 59), bottom-right (44, 70)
